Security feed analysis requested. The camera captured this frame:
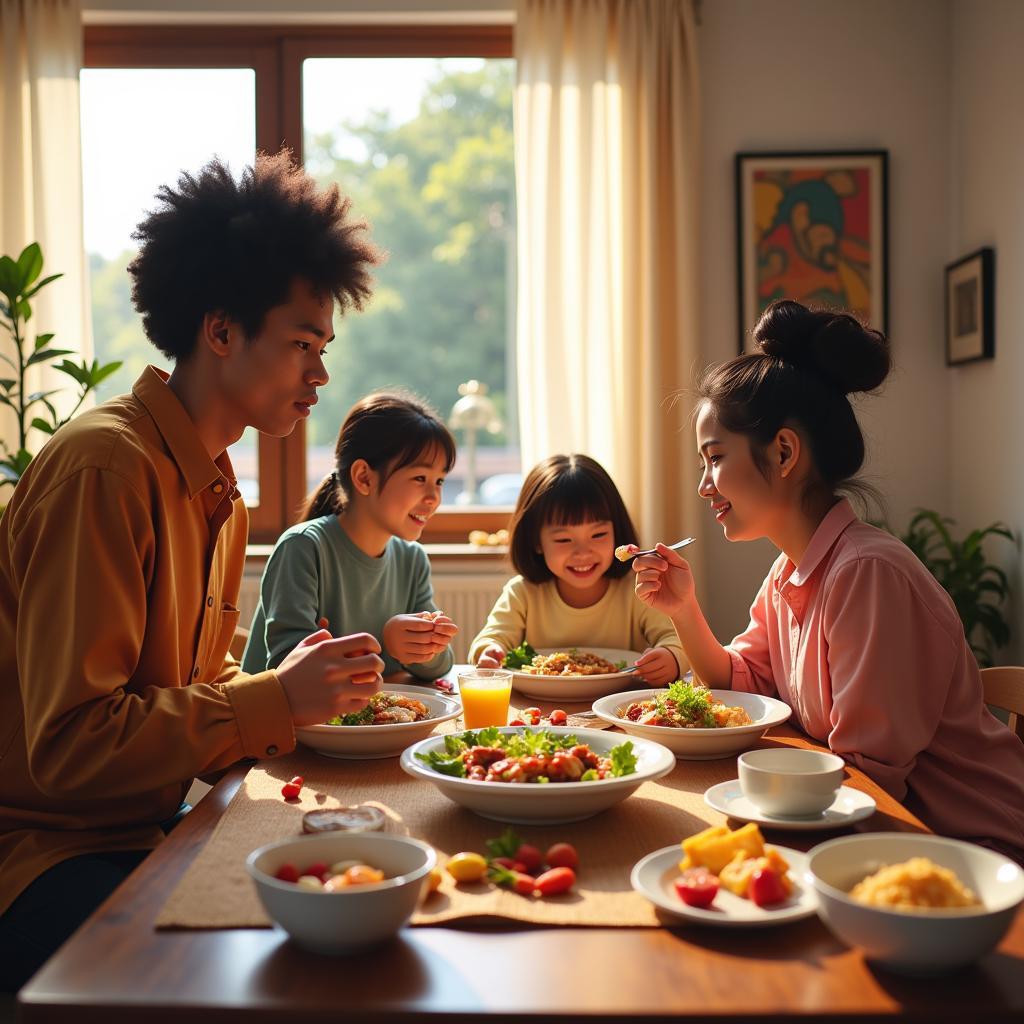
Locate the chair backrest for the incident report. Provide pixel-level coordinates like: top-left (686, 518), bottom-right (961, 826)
top-left (230, 625), bottom-right (251, 662)
top-left (980, 666), bottom-right (1024, 742)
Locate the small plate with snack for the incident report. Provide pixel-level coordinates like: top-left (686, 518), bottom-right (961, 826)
top-left (631, 823), bottom-right (817, 927)
top-left (504, 642), bottom-right (644, 701)
top-left (294, 687), bottom-right (461, 759)
top-left (592, 681), bottom-right (791, 760)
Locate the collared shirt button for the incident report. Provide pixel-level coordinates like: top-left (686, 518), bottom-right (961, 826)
top-left (207, 595), bottom-right (214, 607)
top-left (266, 745), bottom-right (278, 756)
top-left (212, 481), bottom-right (224, 494)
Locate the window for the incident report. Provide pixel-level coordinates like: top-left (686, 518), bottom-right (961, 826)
top-left (82, 26), bottom-right (516, 543)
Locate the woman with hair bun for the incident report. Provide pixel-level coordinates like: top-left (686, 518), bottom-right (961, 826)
top-left (632, 299), bottom-right (1024, 861)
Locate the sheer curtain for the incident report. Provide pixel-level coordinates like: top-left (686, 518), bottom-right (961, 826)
top-left (0, 0), bottom-right (91, 453)
top-left (514, 0), bottom-right (703, 570)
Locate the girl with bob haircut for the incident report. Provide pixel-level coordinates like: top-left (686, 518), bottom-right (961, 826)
top-left (243, 391), bottom-right (459, 681)
top-left (632, 299), bottom-right (1024, 861)
top-left (470, 453), bottom-right (686, 684)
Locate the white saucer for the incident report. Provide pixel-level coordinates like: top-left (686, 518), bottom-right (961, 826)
top-left (703, 779), bottom-right (876, 831)
top-left (631, 844), bottom-right (817, 927)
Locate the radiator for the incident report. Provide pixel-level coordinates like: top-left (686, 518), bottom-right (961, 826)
top-left (238, 567), bottom-right (508, 664)
top-left (431, 573), bottom-right (507, 662)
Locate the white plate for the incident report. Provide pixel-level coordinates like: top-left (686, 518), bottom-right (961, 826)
top-left (294, 688), bottom-right (461, 759)
top-left (591, 688), bottom-right (792, 760)
top-left (400, 725), bottom-right (675, 824)
top-left (508, 647), bottom-right (643, 701)
top-left (631, 844), bottom-right (817, 927)
top-left (704, 780), bottom-right (877, 831)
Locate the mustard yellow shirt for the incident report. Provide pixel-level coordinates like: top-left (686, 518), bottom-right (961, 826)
top-left (0, 367), bottom-right (294, 914)
top-left (468, 573), bottom-right (686, 672)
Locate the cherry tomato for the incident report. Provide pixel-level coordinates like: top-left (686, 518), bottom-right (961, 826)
top-left (503, 870), bottom-right (538, 895)
top-left (302, 861), bottom-right (330, 882)
top-left (544, 842), bottom-right (579, 870)
top-left (509, 718), bottom-right (525, 727)
top-left (674, 867), bottom-right (719, 908)
top-left (446, 851), bottom-right (489, 883)
top-left (748, 867), bottom-right (788, 907)
top-left (274, 863), bottom-right (300, 884)
top-left (514, 843), bottom-right (544, 873)
top-left (281, 775), bottom-right (304, 800)
top-left (523, 707), bottom-right (542, 725)
top-left (548, 709), bottom-right (568, 726)
top-left (534, 866), bottom-right (576, 896)
top-left (490, 856), bottom-right (517, 870)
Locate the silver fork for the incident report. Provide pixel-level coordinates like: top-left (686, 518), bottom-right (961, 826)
top-left (615, 536), bottom-right (696, 562)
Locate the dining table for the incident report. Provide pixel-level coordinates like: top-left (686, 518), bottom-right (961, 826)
top-left (17, 671), bottom-right (1024, 1024)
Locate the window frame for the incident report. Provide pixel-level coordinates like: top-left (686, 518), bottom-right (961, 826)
top-left (83, 24), bottom-right (514, 544)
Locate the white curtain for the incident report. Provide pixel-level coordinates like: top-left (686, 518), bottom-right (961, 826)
top-left (0, 0), bottom-right (91, 451)
top-left (514, 0), bottom-right (704, 571)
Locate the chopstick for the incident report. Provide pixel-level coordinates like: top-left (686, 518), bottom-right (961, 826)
top-left (615, 537), bottom-right (697, 562)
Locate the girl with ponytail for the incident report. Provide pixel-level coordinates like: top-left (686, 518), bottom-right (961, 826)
top-left (243, 391), bottom-right (458, 681)
top-left (632, 299), bottom-right (1024, 861)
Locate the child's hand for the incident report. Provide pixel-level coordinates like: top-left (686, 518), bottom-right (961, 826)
top-left (632, 647), bottom-right (679, 686)
top-left (632, 542), bottom-right (696, 618)
top-left (277, 630), bottom-right (384, 726)
top-left (383, 613), bottom-right (455, 665)
top-left (476, 643), bottom-right (505, 669)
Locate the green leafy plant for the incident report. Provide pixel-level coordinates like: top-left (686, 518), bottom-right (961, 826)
top-left (899, 509), bottom-right (1014, 667)
top-left (0, 242), bottom-right (121, 492)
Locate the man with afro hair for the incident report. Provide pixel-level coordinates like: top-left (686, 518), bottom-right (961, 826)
top-left (0, 151), bottom-right (384, 991)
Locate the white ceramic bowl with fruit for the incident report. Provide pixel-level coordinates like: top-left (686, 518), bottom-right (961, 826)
top-left (246, 832), bottom-right (436, 953)
top-left (806, 832), bottom-right (1024, 974)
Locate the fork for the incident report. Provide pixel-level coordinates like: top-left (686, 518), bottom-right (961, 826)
top-left (615, 536), bottom-right (696, 562)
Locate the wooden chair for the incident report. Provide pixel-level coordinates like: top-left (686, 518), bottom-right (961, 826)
top-left (230, 625), bottom-right (250, 662)
top-left (980, 666), bottom-right (1024, 741)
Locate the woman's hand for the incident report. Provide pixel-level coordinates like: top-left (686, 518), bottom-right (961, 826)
top-left (633, 646), bottom-right (679, 686)
top-left (632, 542), bottom-right (696, 618)
top-left (476, 642), bottom-right (505, 669)
top-left (383, 612), bottom-right (457, 665)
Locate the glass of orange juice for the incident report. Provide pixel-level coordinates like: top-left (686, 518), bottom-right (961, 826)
top-left (458, 668), bottom-right (513, 729)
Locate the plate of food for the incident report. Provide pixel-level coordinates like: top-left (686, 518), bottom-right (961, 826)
top-left (591, 681), bottom-right (791, 760)
top-left (399, 725), bottom-right (675, 823)
top-left (631, 823), bottom-right (817, 927)
top-left (503, 642), bottom-right (644, 701)
top-left (294, 687), bottom-right (461, 759)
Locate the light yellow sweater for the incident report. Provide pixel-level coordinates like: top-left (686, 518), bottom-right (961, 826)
top-left (468, 573), bottom-right (687, 674)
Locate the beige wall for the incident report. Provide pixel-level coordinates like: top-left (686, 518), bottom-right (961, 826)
top-left (948, 0), bottom-right (1024, 661)
top-left (697, 0), bottom-right (954, 639)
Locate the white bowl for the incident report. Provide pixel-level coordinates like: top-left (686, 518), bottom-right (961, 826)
top-left (246, 832), bottom-right (436, 954)
top-left (400, 725), bottom-right (675, 824)
top-left (806, 832), bottom-right (1024, 974)
top-left (294, 687), bottom-right (461, 759)
top-left (508, 647), bottom-right (643, 701)
top-left (738, 748), bottom-right (845, 817)
top-left (590, 688), bottom-right (792, 760)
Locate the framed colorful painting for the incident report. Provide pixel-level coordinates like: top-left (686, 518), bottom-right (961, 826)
top-left (735, 150), bottom-right (888, 353)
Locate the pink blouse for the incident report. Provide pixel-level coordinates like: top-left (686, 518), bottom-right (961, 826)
top-left (728, 499), bottom-right (1024, 861)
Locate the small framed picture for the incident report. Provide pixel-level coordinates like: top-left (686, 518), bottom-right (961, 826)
top-left (735, 150), bottom-right (888, 354)
top-left (945, 247), bottom-right (994, 365)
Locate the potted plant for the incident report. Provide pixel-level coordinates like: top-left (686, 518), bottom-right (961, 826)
top-left (0, 242), bottom-right (121, 495)
top-left (898, 509), bottom-right (1013, 667)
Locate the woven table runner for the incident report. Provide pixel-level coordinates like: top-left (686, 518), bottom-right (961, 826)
top-left (156, 727), bottom-right (740, 930)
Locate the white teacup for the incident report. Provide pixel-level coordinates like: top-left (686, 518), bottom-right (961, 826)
top-left (737, 747), bottom-right (845, 818)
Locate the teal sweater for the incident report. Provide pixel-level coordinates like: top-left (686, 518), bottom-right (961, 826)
top-left (241, 515), bottom-right (454, 680)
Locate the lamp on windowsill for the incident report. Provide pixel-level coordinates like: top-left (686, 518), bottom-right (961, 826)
top-left (449, 380), bottom-right (502, 506)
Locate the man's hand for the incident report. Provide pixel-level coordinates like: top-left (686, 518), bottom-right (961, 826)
top-left (632, 646), bottom-right (679, 686)
top-left (276, 630), bottom-right (384, 726)
top-left (383, 611), bottom-right (458, 665)
top-left (476, 642), bottom-right (505, 669)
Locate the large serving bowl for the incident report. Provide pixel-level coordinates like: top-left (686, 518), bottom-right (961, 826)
top-left (806, 832), bottom-right (1024, 974)
top-left (294, 687), bottom-right (461, 759)
top-left (400, 725), bottom-right (675, 824)
top-left (591, 688), bottom-right (792, 760)
top-left (508, 647), bottom-right (643, 701)
top-left (246, 832), bottom-right (436, 954)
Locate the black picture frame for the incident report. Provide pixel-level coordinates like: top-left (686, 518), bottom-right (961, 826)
top-left (945, 247), bottom-right (994, 366)
top-left (735, 149), bottom-right (889, 354)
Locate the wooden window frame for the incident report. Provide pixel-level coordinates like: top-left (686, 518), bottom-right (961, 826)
top-left (84, 24), bottom-right (514, 544)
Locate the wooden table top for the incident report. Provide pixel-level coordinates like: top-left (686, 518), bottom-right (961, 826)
top-left (17, 698), bottom-right (1024, 1023)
